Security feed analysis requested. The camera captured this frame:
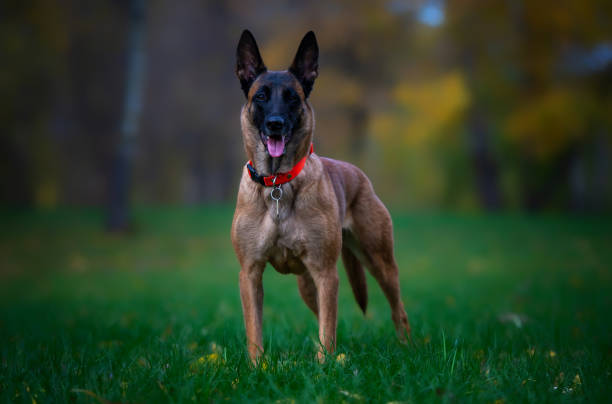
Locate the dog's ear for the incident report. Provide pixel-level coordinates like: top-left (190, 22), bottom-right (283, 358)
top-left (236, 30), bottom-right (267, 97)
top-left (289, 31), bottom-right (319, 98)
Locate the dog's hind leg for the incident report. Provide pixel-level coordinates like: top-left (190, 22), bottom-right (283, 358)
top-left (341, 242), bottom-right (368, 314)
top-left (297, 272), bottom-right (318, 318)
top-left (350, 191), bottom-right (411, 340)
top-left (366, 249), bottom-right (411, 341)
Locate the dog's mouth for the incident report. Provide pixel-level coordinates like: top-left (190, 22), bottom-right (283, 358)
top-left (264, 134), bottom-right (286, 158)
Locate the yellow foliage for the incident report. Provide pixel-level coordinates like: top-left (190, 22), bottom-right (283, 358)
top-left (35, 181), bottom-right (58, 208)
top-left (313, 71), bottom-right (363, 107)
top-left (368, 72), bottom-right (470, 206)
top-left (505, 88), bottom-right (594, 161)
top-left (372, 71), bottom-right (470, 144)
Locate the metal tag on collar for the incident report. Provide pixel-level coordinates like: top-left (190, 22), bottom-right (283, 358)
top-left (270, 176), bottom-right (282, 217)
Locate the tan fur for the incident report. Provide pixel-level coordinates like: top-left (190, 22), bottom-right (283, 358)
top-left (232, 75), bottom-right (410, 364)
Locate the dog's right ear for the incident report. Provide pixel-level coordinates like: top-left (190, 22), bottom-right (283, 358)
top-left (236, 30), bottom-right (267, 98)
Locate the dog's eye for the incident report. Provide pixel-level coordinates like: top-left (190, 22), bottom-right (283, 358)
top-left (284, 91), bottom-right (300, 104)
top-left (254, 93), bottom-right (267, 102)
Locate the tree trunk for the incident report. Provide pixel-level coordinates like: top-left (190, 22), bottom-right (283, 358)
top-left (107, 0), bottom-right (147, 231)
top-left (466, 103), bottom-right (502, 210)
top-left (593, 131), bottom-right (611, 210)
top-left (569, 146), bottom-right (587, 212)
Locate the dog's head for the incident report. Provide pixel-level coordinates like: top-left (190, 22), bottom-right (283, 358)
top-left (236, 30), bottom-right (318, 166)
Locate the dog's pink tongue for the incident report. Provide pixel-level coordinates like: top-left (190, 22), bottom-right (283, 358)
top-left (266, 137), bottom-right (284, 157)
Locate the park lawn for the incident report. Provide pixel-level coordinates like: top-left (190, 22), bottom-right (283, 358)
top-left (0, 206), bottom-right (611, 403)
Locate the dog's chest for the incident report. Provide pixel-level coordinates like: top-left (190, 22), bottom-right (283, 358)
top-left (259, 215), bottom-right (309, 275)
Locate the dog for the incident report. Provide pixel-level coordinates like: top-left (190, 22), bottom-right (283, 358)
top-left (231, 30), bottom-right (411, 363)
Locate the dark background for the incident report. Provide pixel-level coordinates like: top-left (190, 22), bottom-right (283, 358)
top-left (2, 0), bottom-right (611, 214)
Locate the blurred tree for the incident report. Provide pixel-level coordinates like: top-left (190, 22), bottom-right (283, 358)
top-left (0, 1), bottom-right (68, 206)
top-left (509, 0), bottom-right (612, 210)
top-left (444, 0), bottom-right (519, 210)
top-left (371, 71), bottom-right (472, 207)
top-left (1, 0), bottom-right (610, 211)
top-left (107, 0), bottom-right (147, 231)
top-left (444, 0), bottom-right (612, 211)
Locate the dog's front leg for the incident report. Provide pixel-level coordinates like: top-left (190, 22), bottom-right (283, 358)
top-left (311, 270), bottom-right (339, 361)
top-left (239, 265), bottom-right (264, 365)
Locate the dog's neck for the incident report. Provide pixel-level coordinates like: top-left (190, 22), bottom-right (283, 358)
top-left (248, 133), bottom-right (313, 176)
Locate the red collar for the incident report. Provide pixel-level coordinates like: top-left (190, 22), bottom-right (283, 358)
top-left (246, 144), bottom-right (314, 187)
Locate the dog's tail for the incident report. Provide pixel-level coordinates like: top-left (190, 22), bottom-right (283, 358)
top-left (341, 246), bottom-right (368, 314)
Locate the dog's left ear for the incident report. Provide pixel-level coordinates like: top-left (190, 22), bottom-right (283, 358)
top-left (236, 30), bottom-right (267, 98)
top-left (289, 31), bottom-right (319, 98)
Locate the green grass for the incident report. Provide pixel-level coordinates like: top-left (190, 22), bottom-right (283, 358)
top-left (1, 206), bottom-right (611, 403)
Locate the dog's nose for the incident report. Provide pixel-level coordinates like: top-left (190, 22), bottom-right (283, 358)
top-left (265, 116), bottom-right (284, 132)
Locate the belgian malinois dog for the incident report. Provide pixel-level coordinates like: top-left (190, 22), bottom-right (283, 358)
top-left (231, 30), bottom-right (410, 363)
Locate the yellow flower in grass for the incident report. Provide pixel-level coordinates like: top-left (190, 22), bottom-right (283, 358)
top-left (205, 352), bottom-right (221, 364)
top-left (336, 353), bottom-right (347, 366)
top-left (195, 342), bottom-right (224, 365)
top-left (547, 350), bottom-right (557, 359)
top-left (191, 352), bottom-right (223, 373)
